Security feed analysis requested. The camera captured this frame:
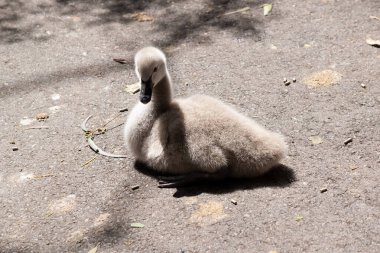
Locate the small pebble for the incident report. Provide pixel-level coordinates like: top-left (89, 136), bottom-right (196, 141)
top-left (283, 78), bottom-right (287, 83)
top-left (51, 94), bottom-right (61, 101)
top-left (320, 188), bottom-right (328, 193)
top-left (10, 141), bottom-right (15, 144)
top-left (344, 137), bottom-right (353, 145)
top-left (292, 77), bottom-right (296, 83)
top-left (12, 147), bottom-right (18, 151)
top-left (131, 185), bottom-right (140, 190)
top-left (36, 112), bottom-right (49, 121)
top-left (360, 83), bottom-right (366, 88)
top-left (119, 108), bottom-right (129, 112)
top-left (230, 199), bottom-right (237, 205)
top-left (284, 81), bottom-right (291, 86)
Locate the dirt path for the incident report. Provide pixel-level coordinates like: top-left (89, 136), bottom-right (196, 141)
top-left (1, 0), bottom-right (379, 252)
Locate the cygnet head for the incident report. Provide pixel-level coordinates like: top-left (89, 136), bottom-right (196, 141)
top-left (134, 47), bottom-right (167, 104)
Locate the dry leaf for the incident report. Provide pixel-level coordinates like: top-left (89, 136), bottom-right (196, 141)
top-left (262, 4), bottom-right (273, 16)
top-left (113, 58), bottom-right (127, 64)
top-left (125, 82), bottom-right (140, 94)
top-left (309, 136), bottom-right (323, 145)
top-left (366, 37), bottom-right (380, 47)
top-left (189, 201), bottom-right (227, 226)
top-left (81, 156), bottom-right (97, 167)
top-left (130, 222), bottom-right (145, 228)
top-left (88, 244), bottom-right (99, 253)
top-left (303, 70), bottom-right (342, 87)
top-left (223, 7), bottom-right (250, 16)
top-left (132, 12), bottom-right (153, 22)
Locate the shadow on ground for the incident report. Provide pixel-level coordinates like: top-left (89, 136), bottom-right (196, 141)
top-left (1, 0), bottom-right (264, 45)
top-left (1, 0), bottom-right (266, 98)
top-left (0, 61), bottom-right (133, 97)
top-left (66, 162), bottom-right (295, 252)
top-left (135, 161), bottom-right (296, 198)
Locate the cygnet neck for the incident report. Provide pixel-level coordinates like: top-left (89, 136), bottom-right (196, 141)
top-left (151, 71), bottom-right (173, 110)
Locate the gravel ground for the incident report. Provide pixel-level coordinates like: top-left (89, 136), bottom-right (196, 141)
top-left (1, 0), bottom-right (379, 252)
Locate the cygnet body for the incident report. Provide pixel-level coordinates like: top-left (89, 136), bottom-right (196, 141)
top-left (124, 47), bottom-right (287, 187)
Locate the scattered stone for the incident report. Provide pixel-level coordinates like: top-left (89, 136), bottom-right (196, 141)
top-left (284, 81), bottom-right (291, 86)
top-left (360, 83), bottom-right (366, 88)
top-left (344, 137), bottom-right (353, 145)
top-left (292, 77), bottom-right (296, 83)
top-left (119, 107), bottom-right (129, 112)
top-left (131, 185), bottom-right (140, 190)
top-left (131, 12), bottom-right (153, 22)
top-left (51, 93), bottom-right (61, 101)
top-left (10, 141), bottom-right (15, 144)
top-left (309, 135), bottom-right (323, 145)
top-left (320, 188), bottom-right (328, 193)
top-left (12, 147), bottom-right (18, 151)
top-left (351, 165), bottom-right (358, 170)
top-left (36, 112), bottom-right (49, 121)
top-left (230, 199), bottom-right (237, 205)
top-left (283, 78), bottom-right (288, 83)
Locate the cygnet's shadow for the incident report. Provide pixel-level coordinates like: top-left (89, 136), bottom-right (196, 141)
top-left (134, 161), bottom-right (296, 198)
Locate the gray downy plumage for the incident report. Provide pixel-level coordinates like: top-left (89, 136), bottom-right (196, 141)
top-left (123, 47), bottom-right (288, 187)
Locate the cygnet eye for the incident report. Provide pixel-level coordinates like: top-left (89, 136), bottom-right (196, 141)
top-left (153, 67), bottom-right (158, 72)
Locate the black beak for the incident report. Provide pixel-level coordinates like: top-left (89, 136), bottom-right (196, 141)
top-left (140, 76), bottom-right (153, 104)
